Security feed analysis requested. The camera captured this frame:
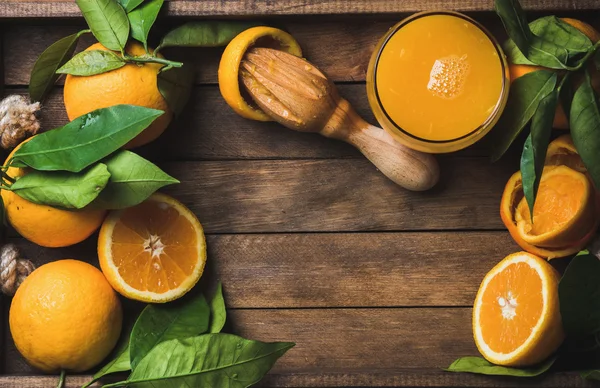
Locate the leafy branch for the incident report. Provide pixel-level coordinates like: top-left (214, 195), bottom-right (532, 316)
top-left (83, 283), bottom-right (293, 388)
top-left (492, 0), bottom-right (600, 214)
top-left (30, 0), bottom-right (262, 115)
top-left (1, 105), bottom-right (179, 210)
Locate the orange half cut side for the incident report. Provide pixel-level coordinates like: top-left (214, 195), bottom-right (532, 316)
top-left (473, 252), bottom-right (564, 366)
top-left (98, 193), bottom-right (206, 302)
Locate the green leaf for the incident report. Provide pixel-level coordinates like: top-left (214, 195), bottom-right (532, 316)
top-left (8, 163), bottom-right (110, 209)
top-left (594, 50), bottom-right (600, 71)
top-left (520, 89), bottom-right (559, 219)
top-left (56, 50), bottom-right (126, 76)
top-left (494, 0), bottom-right (532, 56)
top-left (494, 1), bottom-right (571, 69)
top-left (157, 21), bottom-right (261, 50)
top-left (106, 334), bottom-right (294, 388)
top-left (446, 356), bottom-right (556, 377)
top-left (82, 338), bottom-right (131, 387)
top-left (76, 0), bottom-right (130, 51)
top-left (491, 70), bottom-right (557, 161)
top-left (29, 31), bottom-right (89, 102)
top-left (559, 72), bottom-right (574, 123)
top-left (209, 282), bottom-right (226, 333)
top-left (94, 150), bottom-right (179, 209)
top-left (531, 16), bottom-right (592, 55)
top-left (10, 105), bottom-right (163, 173)
top-left (117, 0), bottom-right (144, 12)
top-left (559, 252), bottom-right (600, 338)
top-left (503, 16), bottom-right (593, 67)
top-left (503, 39), bottom-right (536, 66)
top-left (157, 66), bottom-right (194, 116)
top-left (128, 0), bottom-right (163, 50)
top-left (570, 71), bottom-right (600, 188)
top-left (129, 294), bottom-right (210, 370)
top-left (527, 37), bottom-right (570, 69)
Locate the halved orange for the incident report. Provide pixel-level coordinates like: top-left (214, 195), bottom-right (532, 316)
top-left (218, 26), bottom-right (303, 121)
top-left (473, 252), bottom-right (564, 367)
top-left (98, 193), bottom-right (206, 303)
top-left (500, 167), bottom-right (598, 259)
top-left (514, 166), bottom-right (595, 248)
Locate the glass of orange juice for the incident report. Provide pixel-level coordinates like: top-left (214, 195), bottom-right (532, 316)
top-left (367, 11), bottom-right (509, 153)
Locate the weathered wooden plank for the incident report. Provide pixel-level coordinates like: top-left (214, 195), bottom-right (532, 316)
top-left (5, 19), bottom-right (492, 85)
top-left (0, 371), bottom-right (590, 388)
top-left (9, 231), bottom-right (520, 308)
top-left (0, 308), bottom-right (490, 374)
top-left (0, 308), bottom-right (587, 387)
top-left (7, 15), bottom-right (599, 86)
top-left (2, 14), bottom-right (564, 86)
top-left (158, 158), bottom-right (515, 233)
top-left (1, 0), bottom-right (600, 18)
top-left (7, 86), bottom-right (500, 159)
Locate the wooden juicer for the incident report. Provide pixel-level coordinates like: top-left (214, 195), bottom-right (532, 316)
top-left (237, 47), bottom-right (440, 192)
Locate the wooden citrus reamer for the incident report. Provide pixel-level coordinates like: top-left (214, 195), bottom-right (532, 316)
top-left (240, 48), bottom-right (440, 191)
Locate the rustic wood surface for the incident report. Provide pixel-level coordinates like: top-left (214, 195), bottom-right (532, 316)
top-left (0, 6), bottom-right (598, 388)
top-left (1, 0), bottom-right (600, 18)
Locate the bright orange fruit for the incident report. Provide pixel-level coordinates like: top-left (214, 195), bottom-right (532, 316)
top-left (10, 260), bottom-right (122, 373)
top-left (64, 42), bottom-right (172, 148)
top-left (98, 193), bottom-right (206, 302)
top-left (2, 138), bottom-right (106, 247)
top-left (473, 252), bottom-right (564, 366)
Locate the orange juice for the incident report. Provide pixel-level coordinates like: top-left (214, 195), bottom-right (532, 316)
top-left (367, 12), bottom-right (509, 153)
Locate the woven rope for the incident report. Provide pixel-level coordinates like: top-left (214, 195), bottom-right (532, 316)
top-left (0, 244), bottom-right (35, 295)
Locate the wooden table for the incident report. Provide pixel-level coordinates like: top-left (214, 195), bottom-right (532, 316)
top-left (1, 1), bottom-right (599, 387)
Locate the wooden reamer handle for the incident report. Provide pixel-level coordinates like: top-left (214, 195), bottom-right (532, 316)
top-left (320, 99), bottom-right (440, 191)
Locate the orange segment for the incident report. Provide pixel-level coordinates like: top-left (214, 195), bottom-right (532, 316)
top-left (98, 193), bottom-right (206, 302)
top-left (514, 166), bottom-right (595, 248)
top-left (473, 252), bottom-right (564, 366)
top-left (218, 26), bottom-right (302, 121)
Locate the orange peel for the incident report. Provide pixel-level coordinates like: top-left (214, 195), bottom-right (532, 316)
top-left (514, 166), bottom-right (595, 248)
top-left (546, 134), bottom-right (600, 212)
top-left (500, 167), bottom-right (598, 259)
top-left (218, 26), bottom-right (302, 121)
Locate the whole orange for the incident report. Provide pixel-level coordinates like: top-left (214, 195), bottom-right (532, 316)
top-left (9, 260), bottom-right (122, 373)
top-left (508, 18), bottom-right (600, 129)
top-left (1, 139), bottom-right (106, 247)
top-left (63, 42), bottom-right (172, 148)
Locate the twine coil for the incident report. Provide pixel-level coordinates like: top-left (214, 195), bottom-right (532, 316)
top-left (0, 244), bottom-right (34, 295)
